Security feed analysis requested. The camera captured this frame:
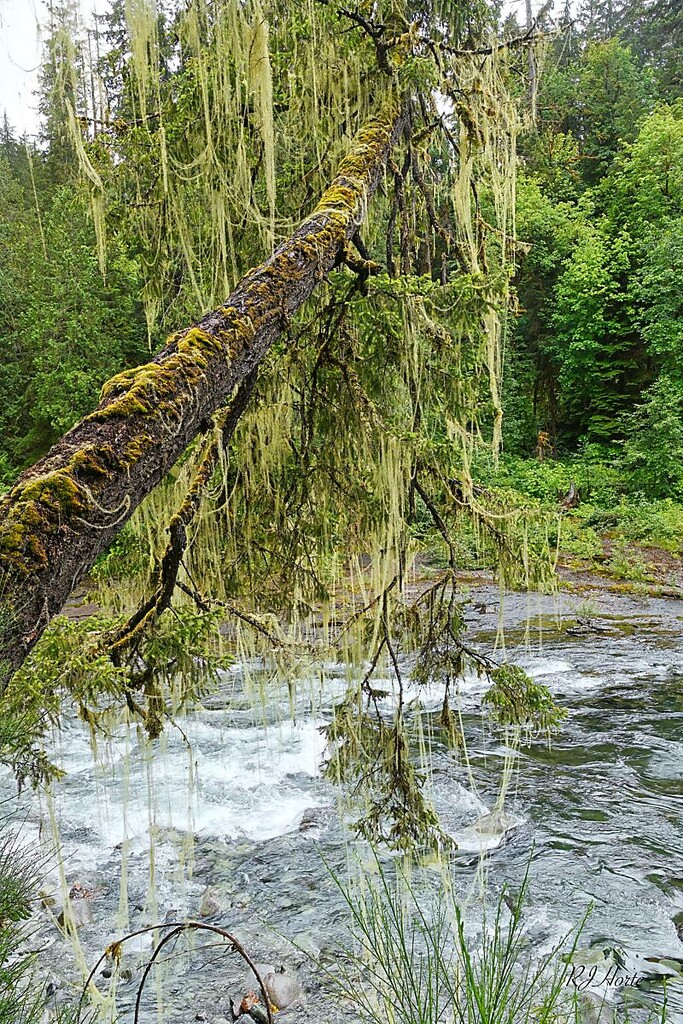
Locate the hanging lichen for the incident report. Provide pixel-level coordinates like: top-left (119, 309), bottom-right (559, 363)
top-left (247, 4), bottom-right (276, 246)
top-left (124, 0), bottom-right (159, 118)
top-left (41, 0), bottom-right (564, 849)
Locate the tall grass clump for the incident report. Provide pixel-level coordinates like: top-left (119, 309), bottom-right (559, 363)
top-left (325, 855), bottom-right (674, 1024)
top-left (0, 705), bottom-right (75, 1024)
top-left (0, 813), bottom-right (53, 1024)
top-left (326, 857), bottom-right (587, 1024)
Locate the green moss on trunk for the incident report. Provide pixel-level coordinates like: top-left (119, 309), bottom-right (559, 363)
top-left (0, 95), bottom-right (404, 682)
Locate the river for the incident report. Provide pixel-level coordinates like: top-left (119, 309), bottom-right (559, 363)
top-left (6, 583), bottom-right (683, 1022)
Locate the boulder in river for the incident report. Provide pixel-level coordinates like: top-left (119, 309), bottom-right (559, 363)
top-left (56, 885), bottom-right (94, 930)
top-left (473, 809), bottom-right (518, 835)
top-left (199, 885), bottom-right (224, 917)
top-left (261, 967), bottom-right (304, 1010)
top-left (298, 807), bottom-right (326, 834)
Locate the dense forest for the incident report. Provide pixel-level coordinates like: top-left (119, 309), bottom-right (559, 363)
top-left (3, 1), bottom-right (683, 532)
top-left (1, 0), bottom-right (683, 1020)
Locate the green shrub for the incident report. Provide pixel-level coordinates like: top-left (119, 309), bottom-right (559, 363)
top-left (622, 376), bottom-right (683, 498)
top-left (604, 541), bottom-right (650, 581)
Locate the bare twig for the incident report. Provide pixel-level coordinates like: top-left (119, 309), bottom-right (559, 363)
top-left (78, 920), bottom-right (274, 1024)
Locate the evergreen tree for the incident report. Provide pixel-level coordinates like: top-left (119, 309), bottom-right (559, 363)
top-left (38, 0), bottom-right (85, 182)
top-left (618, 0), bottom-right (683, 96)
top-left (0, 0), bottom-right (562, 853)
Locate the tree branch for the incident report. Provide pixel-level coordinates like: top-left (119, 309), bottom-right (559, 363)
top-left (0, 97), bottom-right (406, 686)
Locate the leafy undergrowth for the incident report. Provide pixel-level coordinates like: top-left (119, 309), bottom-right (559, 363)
top-left (450, 454), bottom-right (683, 594)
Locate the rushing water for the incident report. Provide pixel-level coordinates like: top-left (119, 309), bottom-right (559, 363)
top-left (6, 584), bottom-right (683, 1022)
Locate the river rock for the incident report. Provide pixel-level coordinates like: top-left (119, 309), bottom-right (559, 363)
top-left (262, 968), bottom-right (304, 1010)
top-left (578, 991), bottom-right (615, 1024)
top-left (56, 895), bottom-right (93, 930)
top-left (45, 976), bottom-right (62, 999)
top-left (473, 809), bottom-right (518, 835)
top-left (235, 966), bottom-right (303, 1017)
top-left (199, 885), bottom-right (224, 917)
top-left (251, 962), bottom-right (275, 980)
top-left (298, 808), bottom-right (324, 833)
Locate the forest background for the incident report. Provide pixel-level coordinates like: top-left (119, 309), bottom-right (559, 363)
top-left (3, 0), bottom-right (683, 592)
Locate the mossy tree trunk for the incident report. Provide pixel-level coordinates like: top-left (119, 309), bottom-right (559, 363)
top-left (0, 98), bottom-right (404, 687)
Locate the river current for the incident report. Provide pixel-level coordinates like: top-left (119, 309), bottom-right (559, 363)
top-left (5, 584), bottom-right (683, 1022)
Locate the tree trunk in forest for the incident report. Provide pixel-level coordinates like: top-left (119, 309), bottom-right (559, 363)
top-left (0, 97), bottom-right (404, 686)
top-left (525, 0), bottom-right (537, 120)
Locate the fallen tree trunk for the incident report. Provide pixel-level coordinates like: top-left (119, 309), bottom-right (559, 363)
top-left (0, 97), bottom-right (404, 686)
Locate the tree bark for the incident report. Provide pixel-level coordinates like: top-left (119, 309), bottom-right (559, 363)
top-left (0, 97), bottom-right (404, 686)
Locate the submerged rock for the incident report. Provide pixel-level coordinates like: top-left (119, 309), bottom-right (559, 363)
top-left (56, 886), bottom-right (94, 930)
top-left (298, 807), bottom-right (324, 834)
top-left (578, 991), bottom-right (615, 1024)
top-left (473, 809), bottom-right (518, 835)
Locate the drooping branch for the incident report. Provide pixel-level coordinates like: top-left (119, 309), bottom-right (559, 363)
top-left (0, 95), bottom-right (405, 687)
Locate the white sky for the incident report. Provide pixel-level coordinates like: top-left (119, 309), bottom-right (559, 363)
top-left (0, 0), bottom-right (46, 136)
top-left (0, 0), bottom-right (109, 137)
top-left (0, 0), bottom-right (535, 139)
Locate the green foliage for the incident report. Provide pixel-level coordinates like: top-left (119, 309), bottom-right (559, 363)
top-left (484, 450), bottom-right (619, 505)
top-left (622, 376), bottom-right (683, 497)
top-left (476, 451), bottom-right (683, 568)
top-left (619, 0), bottom-right (683, 97)
top-left (600, 496), bottom-right (683, 550)
top-left (524, 38), bottom-right (653, 193)
top-left (0, 607), bottom-right (231, 784)
top-left (323, 691), bottom-right (447, 852)
top-left (38, 0), bottom-right (83, 182)
top-left (603, 540), bottom-right (650, 581)
top-left (609, 101), bottom-right (683, 232)
top-left (550, 219), bottom-right (642, 441)
top-left (638, 216), bottom-right (683, 371)
top-left (91, 521), bottom-right (150, 585)
top-left (483, 665), bottom-right (567, 734)
top-left (562, 40), bottom-right (652, 184)
top-left (509, 27), bottom-right (683, 462)
top-left (0, 168), bottom-right (148, 473)
top-left (557, 517), bottom-right (604, 560)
